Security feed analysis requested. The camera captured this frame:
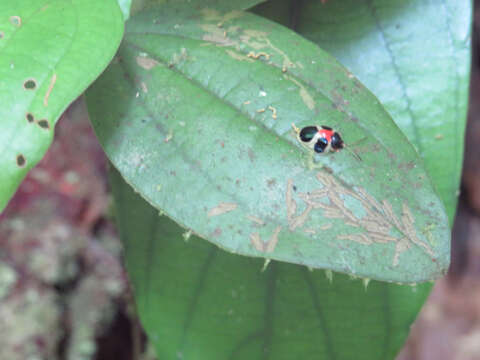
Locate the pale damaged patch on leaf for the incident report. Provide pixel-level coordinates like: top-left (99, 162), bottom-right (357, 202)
top-left (225, 49), bottom-right (254, 62)
top-left (201, 24), bottom-right (235, 46)
top-left (247, 51), bottom-right (270, 60)
top-left (286, 178), bottom-right (327, 230)
top-left (286, 173), bottom-right (434, 266)
top-left (284, 74), bottom-right (315, 110)
top-left (240, 29), bottom-right (295, 72)
top-left (250, 226), bottom-right (282, 253)
top-left (170, 47), bottom-right (190, 66)
top-left (201, 13), bottom-right (296, 73)
top-left (136, 56), bottom-right (159, 70)
top-left (43, 73), bottom-right (57, 106)
top-left (208, 202), bottom-right (238, 217)
top-left (246, 215), bottom-right (265, 225)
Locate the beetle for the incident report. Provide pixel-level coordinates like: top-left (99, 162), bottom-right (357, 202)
top-left (293, 124), bottom-right (344, 153)
top-left (292, 123), bottom-right (361, 161)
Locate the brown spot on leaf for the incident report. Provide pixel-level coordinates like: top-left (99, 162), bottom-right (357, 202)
top-left (16, 154), bottom-right (26, 167)
top-left (37, 119), bottom-right (50, 129)
top-left (267, 178), bottom-right (276, 188)
top-left (26, 113), bottom-right (34, 123)
top-left (23, 78), bottom-right (36, 90)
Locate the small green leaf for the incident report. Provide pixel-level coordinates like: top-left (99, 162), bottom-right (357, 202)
top-left (289, 0), bottom-right (472, 223)
top-left (111, 167), bottom-right (431, 360)
top-left (0, 0), bottom-right (124, 211)
top-left (87, 6), bottom-right (449, 282)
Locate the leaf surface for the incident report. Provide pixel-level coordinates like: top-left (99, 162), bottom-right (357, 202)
top-left (288, 0), bottom-right (472, 223)
top-left (0, 0), bottom-right (124, 211)
top-left (87, 6), bottom-right (449, 282)
top-left (111, 168), bottom-right (431, 360)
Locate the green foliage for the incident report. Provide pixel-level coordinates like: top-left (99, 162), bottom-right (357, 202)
top-left (111, 167), bottom-right (431, 360)
top-left (86, 4), bottom-right (449, 283)
top-left (293, 0), bottom-right (471, 224)
top-left (0, 0), bottom-right (124, 211)
top-left (0, 0), bottom-right (471, 359)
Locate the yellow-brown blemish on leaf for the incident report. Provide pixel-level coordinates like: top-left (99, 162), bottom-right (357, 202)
top-left (250, 226), bottom-right (282, 253)
top-left (208, 202), bottom-right (238, 217)
top-left (293, 172), bottom-right (434, 265)
top-left (140, 82), bottom-right (148, 93)
top-left (201, 24), bottom-right (235, 46)
top-left (286, 179), bottom-right (297, 224)
top-left (225, 49), bottom-right (254, 62)
top-left (201, 8), bottom-right (221, 21)
top-left (320, 223), bottom-right (333, 230)
top-left (268, 106), bottom-right (277, 119)
top-left (393, 238), bottom-right (411, 266)
top-left (250, 233), bottom-right (263, 251)
top-left (284, 74), bottom-right (315, 110)
top-left (136, 56), bottom-right (159, 70)
top-left (247, 51), bottom-right (270, 60)
top-left (164, 129), bottom-right (173, 143)
top-left (43, 73), bottom-right (57, 106)
top-left (240, 30), bottom-right (294, 72)
top-left (246, 215), bottom-right (265, 226)
top-left (421, 224), bottom-right (436, 245)
top-left (170, 47), bottom-right (189, 66)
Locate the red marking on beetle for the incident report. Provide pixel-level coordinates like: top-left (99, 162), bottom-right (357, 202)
top-left (318, 128), bottom-right (334, 143)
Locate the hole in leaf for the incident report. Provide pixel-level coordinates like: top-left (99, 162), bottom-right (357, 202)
top-left (24, 79), bottom-right (37, 90)
top-left (10, 16), bottom-right (21, 27)
top-left (16, 154), bottom-right (26, 167)
top-left (26, 113), bottom-right (34, 123)
top-left (37, 119), bottom-right (50, 129)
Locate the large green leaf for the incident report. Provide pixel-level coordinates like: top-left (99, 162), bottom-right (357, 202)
top-left (111, 168), bottom-right (431, 360)
top-left (0, 0), bottom-right (124, 211)
top-left (87, 5), bottom-right (449, 283)
top-left (288, 0), bottom-right (472, 224)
